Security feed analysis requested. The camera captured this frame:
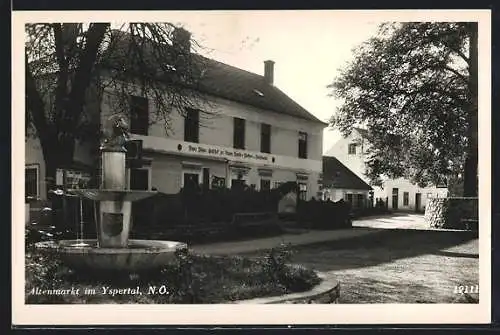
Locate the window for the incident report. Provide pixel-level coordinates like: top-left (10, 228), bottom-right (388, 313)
top-left (233, 117), bottom-right (246, 149)
top-left (346, 193), bottom-right (353, 204)
top-left (348, 143), bottom-right (357, 155)
top-left (130, 169), bottom-right (149, 191)
top-left (260, 179), bottom-right (271, 191)
top-left (25, 166), bottom-right (39, 199)
top-left (184, 108), bottom-right (200, 143)
top-left (403, 192), bottom-right (409, 206)
top-left (298, 183), bottom-right (307, 201)
top-left (298, 131), bottom-right (308, 159)
top-left (202, 168), bottom-right (210, 191)
top-left (260, 123), bottom-right (271, 153)
top-left (273, 181), bottom-right (284, 189)
top-left (130, 96), bottom-right (149, 135)
top-left (357, 194), bottom-right (364, 208)
top-left (231, 179), bottom-right (246, 190)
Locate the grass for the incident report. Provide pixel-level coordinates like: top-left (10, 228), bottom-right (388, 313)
top-left (25, 245), bottom-right (321, 304)
top-left (242, 229), bottom-right (479, 303)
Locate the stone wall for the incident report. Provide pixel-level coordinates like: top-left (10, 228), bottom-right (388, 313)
top-left (424, 197), bottom-right (478, 230)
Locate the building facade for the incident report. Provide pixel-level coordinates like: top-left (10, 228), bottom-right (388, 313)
top-left (26, 54), bottom-right (326, 201)
top-left (325, 128), bottom-right (448, 212)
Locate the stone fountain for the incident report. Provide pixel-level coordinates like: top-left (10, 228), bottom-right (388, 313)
top-left (35, 114), bottom-right (187, 272)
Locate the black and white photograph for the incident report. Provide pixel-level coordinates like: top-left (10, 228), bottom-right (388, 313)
top-left (13, 9), bottom-right (491, 325)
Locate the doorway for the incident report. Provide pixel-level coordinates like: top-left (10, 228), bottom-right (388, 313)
top-left (202, 168), bottom-right (210, 191)
top-left (392, 188), bottom-right (399, 210)
top-left (415, 193), bottom-right (422, 212)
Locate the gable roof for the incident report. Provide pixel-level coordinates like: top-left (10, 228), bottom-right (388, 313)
top-left (322, 156), bottom-right (372, 191)
top-left (198, 58), bottom-right (327, 125)
top-left (103, 30), bottom-right (327, 126)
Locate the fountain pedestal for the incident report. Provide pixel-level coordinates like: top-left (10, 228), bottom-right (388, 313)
top-left (35, 122), bottom-right (187, 272)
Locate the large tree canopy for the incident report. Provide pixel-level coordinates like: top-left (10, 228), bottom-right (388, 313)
top-left (25, 23), bottom-right (210, 190)
top-left (329, 22), bottom-right (478, 196)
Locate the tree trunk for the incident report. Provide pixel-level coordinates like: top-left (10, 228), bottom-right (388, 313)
top-left (41, 133), bottom-right (76, 193)
top-left (463, 23), bottom-right (478, 197)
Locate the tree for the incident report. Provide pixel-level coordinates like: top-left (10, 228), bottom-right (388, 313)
top-left (25, 23), bottom-right (212, 191)
top-left (329, 22), bottom-right (478, 197)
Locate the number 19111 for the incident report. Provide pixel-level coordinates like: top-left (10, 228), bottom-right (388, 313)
top-left (454, 285), bottom-right (479, 294)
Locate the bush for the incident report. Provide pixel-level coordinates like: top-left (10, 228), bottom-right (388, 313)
top-left (25, 246), bottom-right (321, 304)
top-left (262, 243), bottom-right (321, 293)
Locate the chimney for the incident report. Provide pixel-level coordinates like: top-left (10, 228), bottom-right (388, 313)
top-left (172, 27), bottom-right (192, 53)
top-left (264, 60), bottom-right (275, 85)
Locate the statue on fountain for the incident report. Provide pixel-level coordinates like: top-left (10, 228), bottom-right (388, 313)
top-left (100, 113), bottom-right (131, 151)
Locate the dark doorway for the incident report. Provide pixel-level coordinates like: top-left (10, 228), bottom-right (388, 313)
top-left (202, 168), bottom-right (210, 191)
top-left (130, 169), bottom-right (149, 190)
top-left (184, 173), bottom-right (199, 191)
top-left (415, 193), bottom-right (422, 212)
top-left (392, 188), bottom-right (399, 210)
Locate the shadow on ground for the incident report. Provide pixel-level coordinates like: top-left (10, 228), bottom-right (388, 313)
top-left (244, 228), bottom-right (478, 273)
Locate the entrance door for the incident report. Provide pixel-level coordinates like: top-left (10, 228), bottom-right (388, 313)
top-left (415, 193), bottom-right (422, 212)
top-left (202, 168), bottom-right (210, 191)
top-left (392, 188), bottom-right (399, 210)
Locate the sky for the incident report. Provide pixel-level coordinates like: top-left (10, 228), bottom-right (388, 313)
top-left (152, 11), bottom-right (385, 154)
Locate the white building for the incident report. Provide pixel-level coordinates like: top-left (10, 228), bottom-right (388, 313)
top-left (325, 127), bottom-right (447, 212)
top-left (320, 156), bottom-right (372, 209)
top-left (25, 29), bottom-right (327, 202)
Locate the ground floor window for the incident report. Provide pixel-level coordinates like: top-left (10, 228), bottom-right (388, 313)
top-left (298, 183), bottom-right (307, 201)
top-left (130, 168), bottom-right (150, 191)
top-left (183, 172), bottom-right (200, 191)
top-left (231, 178), bottom-right (246, 191)
top-left (202, 167), bottom-right (210, 191)
top-left (356, 194), bottom-right (364, 208)
top-left (25, 165), bottom-right (39, 199)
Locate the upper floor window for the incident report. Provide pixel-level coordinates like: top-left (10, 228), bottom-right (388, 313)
top-left (260, 123), bottom-right (271, 153)
top-left (130, 95), bottom-right (149, 135)
top-left (184, 108), bottom-right (200, 143)
top-left (298, 131), bottom-right (308, 159)
top-left (348, 143), bottom-right (357, 155)
top-left (233, 117), bottom-right (246, 149)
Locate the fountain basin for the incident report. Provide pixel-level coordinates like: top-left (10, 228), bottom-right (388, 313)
top-left (34, 239), bottom-right (187, 272)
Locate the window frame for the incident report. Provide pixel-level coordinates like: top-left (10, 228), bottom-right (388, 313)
top-left (298, 131), bottom-right (308, 159)
top-left (260, 178), bottom-right (271, 191)
top-left (25, 164), bottom-right (40, 199)
top-left (128, 166), bottom-right (152, 191)
top-left (184, 108), bottom-right (200, 143)
top-left (348, 143), bottom-right (357, 155)
top-left (403, 191), bottom-right (410, 206)
top-left (260, 123), bottom-right (271, 153)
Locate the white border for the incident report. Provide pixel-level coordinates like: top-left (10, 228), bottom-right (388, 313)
top-left (13, 9), bottom-right (491, 325)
